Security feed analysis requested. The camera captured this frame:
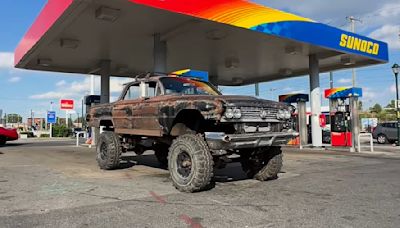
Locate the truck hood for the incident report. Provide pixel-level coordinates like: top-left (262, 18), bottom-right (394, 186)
top-left (215, 95), bottom-right (288, 109)
top-left (166, 95), bottom-right (288, 109)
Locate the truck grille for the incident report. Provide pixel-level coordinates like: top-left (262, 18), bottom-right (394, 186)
top-left (240, 107), bottom-right (278, 120)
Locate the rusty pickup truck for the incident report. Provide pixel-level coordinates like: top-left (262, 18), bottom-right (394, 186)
top-left (87, 74), bottom-right (298, 192)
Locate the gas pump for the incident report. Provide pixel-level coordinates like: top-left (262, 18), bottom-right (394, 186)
top-left (279, 94), bottom-right (309, 148)
top-left (324, 88), bottom-right (362, 148)
top-left (84, 95), bottom-right (101, 145)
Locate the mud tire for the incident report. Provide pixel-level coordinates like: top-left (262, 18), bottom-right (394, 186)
top-left (241, 146), bottom-right (283, 181)
top-left (168, 134), bottom-right (214, 193)
top-left (96, 131), bottom-right (122, 170)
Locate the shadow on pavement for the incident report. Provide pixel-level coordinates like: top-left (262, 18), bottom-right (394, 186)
top-left (120, 153), bottom-right (249, 183)
top-left (0, 142), bottom-right (28, 147)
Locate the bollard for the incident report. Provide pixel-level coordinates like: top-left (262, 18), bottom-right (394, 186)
top-left (76, 131), bottom-right (87, 147)
top-left (358, 133), bottom-right (374, 153)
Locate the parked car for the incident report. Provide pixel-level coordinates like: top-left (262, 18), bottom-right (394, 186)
top-left (372, 122), bottom-right (398, 144)
top-left (0, 127), bottom-right (19, 145)
top-left (87, 74), bottom-right (298, 193)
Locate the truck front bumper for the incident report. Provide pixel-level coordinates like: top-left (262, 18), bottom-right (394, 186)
top-left (205, 131), bottom-right (299, 150)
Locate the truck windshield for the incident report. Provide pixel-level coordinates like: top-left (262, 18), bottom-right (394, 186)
top-left (160, 77), bottom-right (220, 96)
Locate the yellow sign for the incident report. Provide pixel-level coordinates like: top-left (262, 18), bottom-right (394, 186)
top-left (340, 34), bottom-right (379, 55)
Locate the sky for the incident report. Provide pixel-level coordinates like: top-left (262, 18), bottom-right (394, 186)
top-left (0, 0), bottom-right (399, 120)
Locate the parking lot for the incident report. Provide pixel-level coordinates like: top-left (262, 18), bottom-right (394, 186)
top-left (0, 139), bottom-right (399, 228)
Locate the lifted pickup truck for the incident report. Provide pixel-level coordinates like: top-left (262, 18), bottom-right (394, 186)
top-left (87, 74), bottom-right (298, 192)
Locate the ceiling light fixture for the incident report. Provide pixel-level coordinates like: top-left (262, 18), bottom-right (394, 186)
top-left (60, 39), bottom-right (80, 49)
top-left (341, 56), bottom-right (356, 66)
top-left (95, 6), bottom-right (121, 22)
top-left (37, 58), bottom-right (53, 67)
top-left (285, 46), bottom-right (303, 55)
top-left (206, 30), bottom-right (227, 41)
top-left (225, 57), bottom-right (240, 69)
top-left (279, 68), bottom-right (293, 76)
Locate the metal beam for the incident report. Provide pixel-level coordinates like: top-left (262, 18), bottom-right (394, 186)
top-left (154, 33), bottom-right (167, 73)
top-left (100, 60), bottom-right (111, 104)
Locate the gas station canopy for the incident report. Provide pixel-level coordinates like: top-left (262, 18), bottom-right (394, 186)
top-left (15, 0), bottom-right (389, 86)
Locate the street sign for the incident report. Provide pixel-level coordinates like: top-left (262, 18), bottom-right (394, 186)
top-left (60, 99), bottom-right (74, 110)
top-left (47, 111), bottom-right (56, 124)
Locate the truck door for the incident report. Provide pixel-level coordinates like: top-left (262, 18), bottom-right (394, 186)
top-left (112, 83), bottom-right (141, 130)
top-left (133, 81), bottom-right (162, 136)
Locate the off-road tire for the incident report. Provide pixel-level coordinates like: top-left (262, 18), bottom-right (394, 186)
top-left (241, 147), bottom-right (283, 181)
top-left (96, 131), bottom-right (122, 170)
top-left (377, 134), bottom-right (388, 144)
top-left (154, 143), bottom-right (169, 167)
top-left (168, 134), bottom-right (214, 193)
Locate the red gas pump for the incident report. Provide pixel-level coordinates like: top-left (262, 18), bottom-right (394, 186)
top-left (330, 110), bottom-right (352, 147)
top-left (325, 88), bottom-right (363, 148)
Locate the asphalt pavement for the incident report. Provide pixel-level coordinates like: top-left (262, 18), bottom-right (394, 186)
top-left (0, 139), bottom-right (399, 228)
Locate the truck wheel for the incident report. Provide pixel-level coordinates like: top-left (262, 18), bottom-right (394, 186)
top-left (154, 143), bottom-right (169, 167)
top-left (241, 147), bottom-right (283, 181)
top-left (96, 132), bottom-right (122, 170)
top-left (168, 134), bottom-right (214, 193)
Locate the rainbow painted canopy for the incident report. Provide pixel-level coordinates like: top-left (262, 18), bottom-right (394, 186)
top-left (15, 0), bottom-right (388, 85)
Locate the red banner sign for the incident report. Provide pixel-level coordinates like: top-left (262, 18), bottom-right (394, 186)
top-left (60, 99), bottom-right (74, 110)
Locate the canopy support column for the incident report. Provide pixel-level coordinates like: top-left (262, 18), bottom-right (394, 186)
top-left (93, 60), bottom-right (111, 146)
top-left (154, 33), bottom-right (167, 73)
top-left (309, 55), bottom-right (322, 147)
top-left (350, 97), bottom-right (360, 152)
top-left (298, 101), bottom-right (308, 149)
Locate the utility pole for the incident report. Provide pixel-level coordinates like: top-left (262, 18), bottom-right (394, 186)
top-left (50, 102), bottom-right (54, 138)
top-left (346, 16), bottom-right (362, 87)
top-left (30, 109), bottom-right (33, 128)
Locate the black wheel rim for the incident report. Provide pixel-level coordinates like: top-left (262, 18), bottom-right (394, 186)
top-left (100, 142), bottom-right (108, 160)
top-left (176, 149), bottom-right (192, 178)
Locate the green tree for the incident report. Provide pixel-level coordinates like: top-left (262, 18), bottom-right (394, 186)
top-left (6, 114), bottom-right (22, 123)
top-left (369, 103), bottom-right (382, 114)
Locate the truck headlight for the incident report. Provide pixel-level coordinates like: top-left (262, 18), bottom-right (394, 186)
top-left (233, 108), bottom-right (242, 119)
top-left (225, 108), bottom-right (241, 119)
top-left (225, 108), bottom-right (234, 119)
top-left (277, 109), bottom-right (291, 120)
top-left (283, 110), bottom-right (291, 119)
top-left (277, 110), bottom-right (285, 119)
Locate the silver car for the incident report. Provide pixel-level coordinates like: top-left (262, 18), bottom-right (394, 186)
top-left (372, 122), bottom-right (399, 144)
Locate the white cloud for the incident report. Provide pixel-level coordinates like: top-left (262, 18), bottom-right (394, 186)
top-left (369, 25), bottom-right (400, 49)
top-left (362, 87), bottom-right (378, 100)
top-left (29, 91), bottom-right (75, 100)
top-left (8, 76), bottom-right (21, 83)
top-left (390, 84), bottom-right (397, 93)
top-left (338, 78), bottom-right (352, 84)
top-left (30, 76), bottom-right (132, 100)
top-left (56, 80), bottom-right (67, 87)
top-left (0, 52), bottom-right (14, 69)
top-left (288, 90), bottom-right (306, 94)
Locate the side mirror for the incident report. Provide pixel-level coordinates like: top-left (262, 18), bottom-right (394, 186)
top-left (140, 81), bottom-right (149, 99)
